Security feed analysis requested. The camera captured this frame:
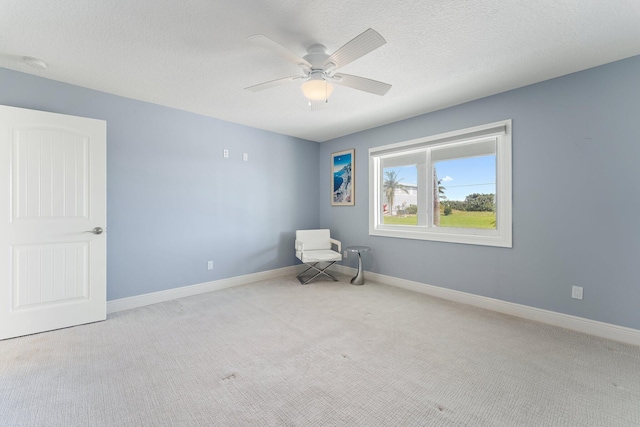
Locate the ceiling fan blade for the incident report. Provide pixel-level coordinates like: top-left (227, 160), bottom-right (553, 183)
top-left (245, 76), bottom-right (302, 92)
top-left (324, 28), bottom-right (386, 69)
top-left (332, 73), bottom-right (392, 96)
top-left (248, 35), bottom-right (312, 68)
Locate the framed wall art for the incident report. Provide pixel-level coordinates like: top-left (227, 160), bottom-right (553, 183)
top-left (331, 149), bottom-right (355, 206)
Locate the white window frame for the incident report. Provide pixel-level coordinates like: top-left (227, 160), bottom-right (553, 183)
top-left (369, 120), bottom-right (512, 248)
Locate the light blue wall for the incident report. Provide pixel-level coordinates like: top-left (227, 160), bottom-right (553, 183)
top-left (320, 55), bottom-right (640, 330)
top-left (0, 68), bottom-right (320, 300)
top-left (3, 55), bottom-right (640, 331)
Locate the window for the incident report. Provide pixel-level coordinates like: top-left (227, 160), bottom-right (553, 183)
top-left (369, 120), bottom-right (512, 247)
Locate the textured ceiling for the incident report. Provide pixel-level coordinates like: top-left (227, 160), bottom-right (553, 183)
top-left (1, 1), bottom-right (640, 142)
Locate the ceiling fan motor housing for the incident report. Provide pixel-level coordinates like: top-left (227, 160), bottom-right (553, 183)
top-left (301, 44), bottom-right (334, 78)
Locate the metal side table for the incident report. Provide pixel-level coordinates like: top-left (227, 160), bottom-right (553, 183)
top-left (345, 246), bottom-right (371, 285)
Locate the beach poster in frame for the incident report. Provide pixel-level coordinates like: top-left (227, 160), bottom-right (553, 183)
top-left (331, 149), bottom-right (355, 206)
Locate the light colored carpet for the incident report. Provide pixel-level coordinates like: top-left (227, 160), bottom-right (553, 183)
top-left (1, 274), bottom-right (639, 426)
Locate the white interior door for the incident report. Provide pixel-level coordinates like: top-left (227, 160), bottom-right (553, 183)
top-left (0, 105), bottom-right (106, 340)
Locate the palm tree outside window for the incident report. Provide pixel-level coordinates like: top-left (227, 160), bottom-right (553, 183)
top-left (383, 170), bottom-right (408, 217)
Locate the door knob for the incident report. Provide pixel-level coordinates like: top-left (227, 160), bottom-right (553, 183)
top-left (85, 227), bottom-right (104, 235)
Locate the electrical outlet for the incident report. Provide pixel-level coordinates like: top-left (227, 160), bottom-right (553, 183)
top-left (571, 286), bottom-right (583, 300)
top-left (242, 153), bottom-right (248, 161)
top-left (223, 149), bottom-right (229, 158)
top-left (207, 260), bottom-right (213, 270)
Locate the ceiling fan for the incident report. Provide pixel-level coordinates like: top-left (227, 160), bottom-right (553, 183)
top-left (245, 28), bottom-right (392, 109)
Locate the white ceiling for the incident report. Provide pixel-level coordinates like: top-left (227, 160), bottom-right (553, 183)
top-left (2, 1), bottom-right (640, 142)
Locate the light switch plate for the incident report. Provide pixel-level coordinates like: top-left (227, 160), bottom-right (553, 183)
top-left (571, 286), bottom-right (583, 300)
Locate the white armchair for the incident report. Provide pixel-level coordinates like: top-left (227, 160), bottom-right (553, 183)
top-left (295, 229), bottom-right (342, 285)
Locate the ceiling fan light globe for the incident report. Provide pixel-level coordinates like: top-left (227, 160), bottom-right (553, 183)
top-left (301, 80), bottom-right (334, 101)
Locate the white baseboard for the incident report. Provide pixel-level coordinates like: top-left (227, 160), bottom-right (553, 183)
top-left (108, 263), bottom-right (640, 347)
top-left (107, 266), bottom-right (300, 314)
top-left (333, 264), bottom-right (640, 347)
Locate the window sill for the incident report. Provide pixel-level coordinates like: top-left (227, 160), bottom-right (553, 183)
top-left (369, 225), bottom-right (512, 247)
